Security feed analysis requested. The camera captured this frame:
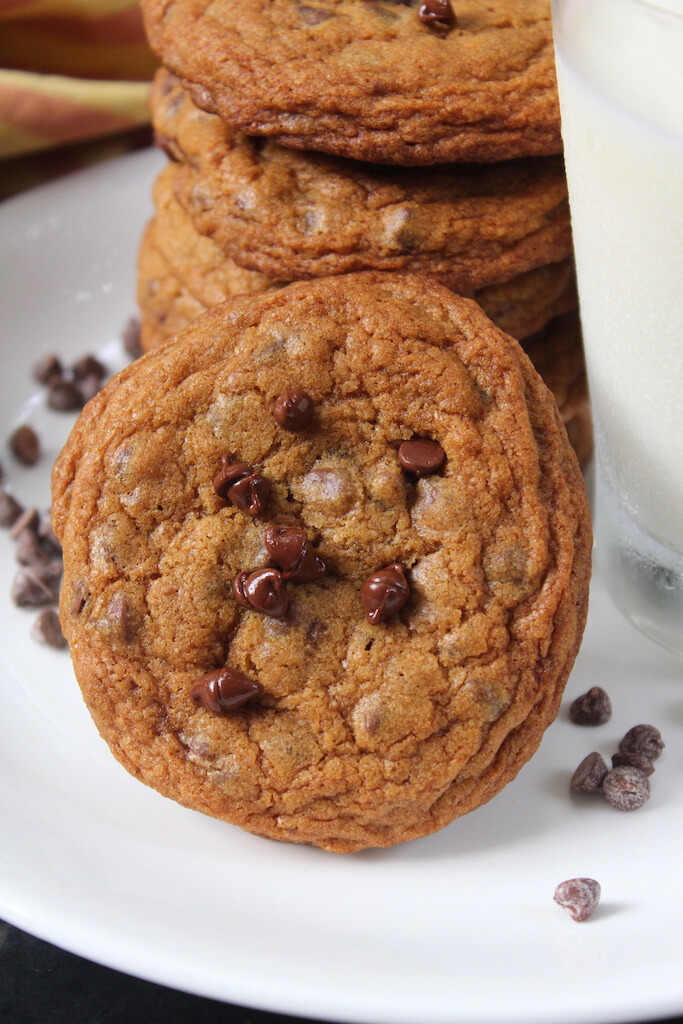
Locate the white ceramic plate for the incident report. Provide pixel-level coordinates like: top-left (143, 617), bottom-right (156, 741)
top-left (0, 149), bottom-right (681, 1024)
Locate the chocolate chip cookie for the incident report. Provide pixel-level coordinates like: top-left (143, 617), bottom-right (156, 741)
top-left (53, 272), bottom-right (591, 853)
top-left (140, 0), bottom-right (562, 165)
top-left (152, 69), bottom-right (571, 288)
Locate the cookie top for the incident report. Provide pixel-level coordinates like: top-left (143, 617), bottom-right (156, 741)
top-left (140, 0), bottom-right (562, 165)
top-left (53, 273), bottom-right (591, 853)
top-left (152, 69), bottom-right (571, 289)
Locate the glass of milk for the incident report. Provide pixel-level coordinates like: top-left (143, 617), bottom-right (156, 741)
top-left (552, 0), bottom-right (683, 655)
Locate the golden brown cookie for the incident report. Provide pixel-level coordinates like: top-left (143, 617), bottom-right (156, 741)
top-left (140, 0), bottom-right (561, 165)
top-left (53, 272), bottom-right (591, 853)
top-left (152, 69), bottom-right (571, 289)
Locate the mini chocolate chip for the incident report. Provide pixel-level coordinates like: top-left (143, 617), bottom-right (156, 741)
top-left (76, 373), bottom-right (104, 405)
top-left (190, 666), bottom-right (261, 714)
top-left (31, 608), bottom-right (68, 649)
top-left (611, 751), bottom-right (655, 776)
top-left (273, 390), bottom-right (315, 430)
top-left (568, 686), bottom-right (612, 725)
top-left (8, 506), bottom-right (38, 539)
top-left (11, 563), bottom-right (61, 607)
top-left (47, 379), bottom-right (83, 412)
top-left (618, 724), bottom-right (664, 761)
top-left (362, 562), bottom-right (410, 624)
top-left (398, 438), bottom-right (446, 477)
top-left (233, 567), bottom-right (289, 618)
top-left (554, 878), bottom-right (601, 922)
top-left (602, 766), bottom-right (650, 811)
top-left (570, 751), bottom-right (608, 793)
top-left (9, 425), bottom-right (40, 466)
top-left (72, 354), bottom-right (106, 380)
top-left (0, 491), bottom-right (23, 528)
top-left (228, 472), bottom-right (271, 517)
top-left (32, 353), bottom-right (63, 385)
top-left (213, 452), bottom-right (252, 500)
top-left (122, 317), bottom-right (142, 359)
top-left (15, 528), bottom-right (52, 567)
top-left (265, 525), bottom-right (331, 582)
top-left (418, 0), bottom-right (456, 29)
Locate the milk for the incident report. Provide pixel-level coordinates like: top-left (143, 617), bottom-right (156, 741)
top-left (553, 0), bottom-right (683, 651)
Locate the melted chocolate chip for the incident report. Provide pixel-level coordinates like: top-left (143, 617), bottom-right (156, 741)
top-left (213, 453), bottom-right (252, 500)
top-left (265, 525), bottom-right (331, 582)
top-left (234, 567), bottom-right (289, 618)
top-left (418, 0), bottom-right (456, 28)
top-left (361, 562), bottom-right (410, 624)
top-left (228, 472), bottom-right (271, 517)
top-left (398, 438), bottom-right (445, 477)
top-left (190, 666), bottom-right (261, 714)
top-left (273, 390), bottom-right (315, 430)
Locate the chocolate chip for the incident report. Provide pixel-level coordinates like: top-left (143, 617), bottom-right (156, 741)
top-left (273, 390), bottom-right (315, 430)
top-left (47, 379), bottom-right (83, 412)
top-left (398, 438), bottom-right (446, 478)
top-left (213, 452), bottom-right (252, 500)
top-left (361, 562), bottom-right (410, 624)
top-left (190, 666), bottom-right (261, 714)
top-left (0, 491), bottom-right (23, 528)
top-left (297, 4), bottom-right (333, 24)
top-left (9, 507), bottom-right (39, 539)
top-left (9, 425), bottom-right (40, 466)
top-left (70, 582), bottom-right (89, 616)
top-left (611, 751), bottom-right (655, 776)
top-left (265, 525), bottom-right (331, 582)
top-left (554, 878), bottom-right (601, 922)
top-left (228, 472), bottom-right (271, 517)
top-left (31, 608), bottom-right (68, 649)
top-left (37, 510), bottom-right (61, 555)
top-left (122, 317), bottom-right (142, 359)
top-left (76, 373), bottom-right (104, 405)
top-left (570, 751), bottom-right (608, 793)
top-left (602, 766), bottom-right (650, 811)
top-left (233, 567), bottom-right (289, 618)
top-left (418, 0), bottom-right (456, 29)
top-left (15, 528), bottom-right (53, 567)
top-left (11, 562), bottom-right (61, 607)
top-left (32, 353), bottom-right (63, 385)
top-left (568, 686), bottom-right (612, 725)
top-left (618, 724), bottom-right (664, 761)
top-left (72, 354), bottom-right (106, 381)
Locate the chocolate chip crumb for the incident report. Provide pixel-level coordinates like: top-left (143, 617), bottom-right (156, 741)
top-left (568, 686), bottom-right (612, 725)
top-left (190, 666), bottom-right (261, 714)
top-left (9, 425), bottom-right (40, 466)
top-left (611, 751), bottom-right (655, 776)
top-left (418, 0), bottom-right (456, 29)
top-left (618, 724), bottom-right (664, 761)
top-left (554, 878), bottom-right (601, 922)
top-left (602, 766), bottom-right (650, 811)
top-left (0, 492), bottom-right (24, 528)
top-left (362, 563), bottom-right (410, 624)
top-left (31, 608), bottom-right (68, 649)
top-left (398, 438), bottom-right (446, 477)
top-left (273, 390), bottom-right (315, 430)
top-left (570, 751), bottom-right (608, 793)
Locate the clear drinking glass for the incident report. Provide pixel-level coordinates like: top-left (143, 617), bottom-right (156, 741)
top-left (552, 0), bottom-right (683, 655)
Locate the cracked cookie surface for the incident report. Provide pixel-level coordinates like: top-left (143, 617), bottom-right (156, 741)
top-left (53, 272), bottom-right (591, 853)
top-left (140, 0), bottom-right (562, 164)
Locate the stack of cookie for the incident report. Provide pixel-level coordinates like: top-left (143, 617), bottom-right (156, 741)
top-left (136, 0), bottom-right (591, 464)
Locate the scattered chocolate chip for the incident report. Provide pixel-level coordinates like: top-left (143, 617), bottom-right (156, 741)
top-left (554, 878), bottom-right (601, 922)
top-left (71, 354), bottom-right (106, 381)
top-left (76, 373), bottom-right (104, 405)
top-left (122, 317), bottom-right (142, 359)
top-left (213, 453), bottom-right (252, 500)
top-left (11, 562), bottom-right (61, 607)
top-left (618, 724), bottom-right (664, 761)
top-left (14, 528), bottom-right (52, 567)
top-left (418, 0), bottom-right (456, 29)
top-left (37, 510), bottom-right (61, 555)
top-left (273, 390), bottom-right (315, 430)
top-left (228, 472), bottom-right (271, 517)
top-left (362, 562), bottom-right (410, 624)
top-left (568, 686), bottom-right (612, 725)
top-left (602, 766), bottom-right (650, 811)
top-left (570, 751), bottom-right (608, 793)
top-left (32, 353), bottom-right (63, 385)
top-left (265, 525), bottom-right (331, 582)
top-left (611, 751), bottom-right (655, 776)
top-left (233, 567), bottom-right (289, 618)
top-left (398, 438), bottom-right (446, 478)
top-left (0, 491), bottom-right (23, 528)
top-left (9, 425), bottom-right (40, 466)
top-left (190, 666), bottom-right (261, 714)
top-left (31, 608), bottom-right (68, 649)
top-left (9, 507), bottom-right (39, 539)
top-left (47, 379), bottom-right (83, 412)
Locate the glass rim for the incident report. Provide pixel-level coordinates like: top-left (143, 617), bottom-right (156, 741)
top-left (553, 0), bottom-right (683, 22)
